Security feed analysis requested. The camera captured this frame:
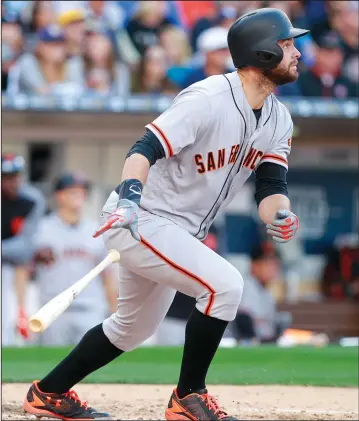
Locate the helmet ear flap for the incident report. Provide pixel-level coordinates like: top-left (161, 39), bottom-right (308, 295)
top-left (254, 41), bottom-right (283, 69)
top-left (256, 51), bottom-right (275, 64)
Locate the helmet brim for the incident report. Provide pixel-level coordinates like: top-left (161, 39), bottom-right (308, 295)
top-left (288, 27), bottom-right (310, 39)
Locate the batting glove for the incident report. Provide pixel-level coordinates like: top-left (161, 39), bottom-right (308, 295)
top-left (93, 199), bottom-right (140, 241)
top-left (266, 209), bottom-right (299, 243)
top-left (16, 307), bottom-right (30, 340)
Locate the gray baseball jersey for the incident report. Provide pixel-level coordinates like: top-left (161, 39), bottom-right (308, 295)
top-left (239, 275), bottom-right (277, 340)
top-left (34, 213), bottom-right (108, 308)
top-left (100, 71), bottom-right (294, 351)
top-left (103, 71), bottom-right (293, 240)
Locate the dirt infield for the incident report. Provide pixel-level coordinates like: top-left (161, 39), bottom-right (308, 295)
top-left (2, 383), bottom-right (358, 420)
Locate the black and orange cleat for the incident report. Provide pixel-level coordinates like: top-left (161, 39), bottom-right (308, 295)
top-left (23, 381), bottom-right (111, 420)
top-left (165, 388), bottom-right (239, 421)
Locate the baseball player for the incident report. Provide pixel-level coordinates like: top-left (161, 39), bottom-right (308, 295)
top-left (31, 173), bottom-right (119, 346)
top-left (2, 153), bottom-right (46, 346)
top-left (24, 8), bottom-right (307, 421)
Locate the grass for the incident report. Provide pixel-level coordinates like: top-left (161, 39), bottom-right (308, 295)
top-left (2, 345), bottom-right (358, 387)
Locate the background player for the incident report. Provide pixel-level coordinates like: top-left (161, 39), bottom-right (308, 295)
top-left (2, 153), bottom-right (46, 346)
top-left (24, 8), bottom-right (305, 421)
top-left (30, 173), bottom-right (118, 345)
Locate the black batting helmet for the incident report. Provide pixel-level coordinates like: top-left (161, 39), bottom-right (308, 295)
top-left (228, 8), bottom-right (310, 70)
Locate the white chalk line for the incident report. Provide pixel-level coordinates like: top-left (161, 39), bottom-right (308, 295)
top-left (241, 407), bottom-right (357, 415)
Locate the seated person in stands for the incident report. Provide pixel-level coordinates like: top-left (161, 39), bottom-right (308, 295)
top-left (15, 25), bottom-right (83, 95)
top-left (179, 26), bottom-right (233, 90)
top-left (321, 233), bottom-right (359, 301)
top-left (233, 242), bottom-right (292, 344)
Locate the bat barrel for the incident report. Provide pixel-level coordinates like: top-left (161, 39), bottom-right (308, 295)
top-left (29, 319), bottom-right (44, 333)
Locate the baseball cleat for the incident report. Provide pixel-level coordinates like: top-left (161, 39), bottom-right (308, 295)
top-left (23, 381), bottom-right (111, 420)
top-left (165, 388), bottom-right (239, 420)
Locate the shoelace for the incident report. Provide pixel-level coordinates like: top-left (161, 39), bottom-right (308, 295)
top-left (202, 394), bottom-right (229, 419)
top-left (63, 390), bottom-right (89, 410)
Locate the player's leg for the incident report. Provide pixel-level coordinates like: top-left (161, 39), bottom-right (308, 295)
top-left (24, 266), bottom-right (175, 420)
top-left (2, 264), bottom-right (17, 346)
top-left (103, 210), bottom-right (243, 420)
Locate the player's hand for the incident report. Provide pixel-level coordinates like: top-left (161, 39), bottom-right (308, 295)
top-left (16, 307), bottom-right (30, 340)
top-left (93, 199), bottom-right (140, 241)
top-left (266, 209), bottom-right (299, 243)
top-left (34, 247), bottom-right (56, 265)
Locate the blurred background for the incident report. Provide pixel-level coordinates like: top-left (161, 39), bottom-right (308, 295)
top-left (2, 0), bottom-right (359, 349)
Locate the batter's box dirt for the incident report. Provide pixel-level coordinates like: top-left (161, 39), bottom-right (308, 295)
top-left (2, 384), bottom-right (358, 420)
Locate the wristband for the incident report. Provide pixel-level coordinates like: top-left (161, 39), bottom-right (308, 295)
top-left (115, 179), bottom-right (143, 206)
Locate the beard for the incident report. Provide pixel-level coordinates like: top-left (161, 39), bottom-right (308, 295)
top-left (262, 61), bottom-right (299, 86)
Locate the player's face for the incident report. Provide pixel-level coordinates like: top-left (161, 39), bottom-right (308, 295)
top-left (56, 186), bottom-right (87, 212)
top-left (252, 257), bottom-right (280, 286)
top-left (263, 38), bottom-right (301, 85)
top-left (1, 173), bottom-right (21, 198)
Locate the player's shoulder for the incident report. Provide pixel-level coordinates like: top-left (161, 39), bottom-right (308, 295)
top-left (18, 183), bottom-right (45, 205)
top-left (40, 212), bottom-right (57, 224)
top-left (271, 94), bottom-right (292, 124)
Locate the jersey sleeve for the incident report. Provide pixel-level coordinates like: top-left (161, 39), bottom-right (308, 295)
top-left (145, 89), bottom-right (211, 158)
top-left (259, 106), bottom-right (293, 171)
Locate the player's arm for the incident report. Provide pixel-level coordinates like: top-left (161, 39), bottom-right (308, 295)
top-left (14, 265), bottom-right (32, 340)
top-left (255, 116), bottom-right (299, 243)
top-left (93, 89), bottom-right (210, 240)
top-left (256, 162), bottom-right (291, 224)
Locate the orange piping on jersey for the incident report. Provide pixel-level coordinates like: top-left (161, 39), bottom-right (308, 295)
top-left (148, 123), bottom-right (174, 158)
top-left (261, 154), bottom-right (288, 165)
top-left (139, 235), bottom-right (215, 315)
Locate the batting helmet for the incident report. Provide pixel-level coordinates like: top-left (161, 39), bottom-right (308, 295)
top-left (228, 8), bottom-right (310, 70)
top-left (1, 153), bottom-right (25, 174)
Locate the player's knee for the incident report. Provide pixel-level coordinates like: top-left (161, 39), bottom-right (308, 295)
top-left (102, 311), bottom-right (159, 352)
top-left (198, 270), bottom-right (244, 322)
top-left (220, 271), bottom-right (244, 319)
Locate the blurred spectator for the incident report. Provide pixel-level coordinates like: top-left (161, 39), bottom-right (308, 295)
top-left (57, 8), bottom-right (86, 56)
top-left (321, 234), bottom-right (359, 302)
top-left (85, 0), bottom-right (125, 34)
top-left (176, 1), bottom-right (217, 31)
top-left (31, 173), bottom-right (118, 346)
top-left (13, 25), bottom-right (83, 95)
top-left (1, 19), bottom-right (24, 92)
top-left (20, 1), bottom-right (57, 50)
top-left (83, 31), bottom-right (130, 96)
top-left (233, 242), bottom-right (292, 344)
top-left (125, 1), bottom-right (173, 56)
top-left (297, 31), bottom-right (358, 98)
top-left (132, 45), bottom-right (178, 94)
top-left (180, 27), bottom-right (232, 90)
top-left (159, 25), bottom-right (193, 87)
top-left (190, 2), bottom-right (238, 52)
top-left (327, 0), bottom-right (359, 85)
top-left (2, 154), bottom-right (46, 346)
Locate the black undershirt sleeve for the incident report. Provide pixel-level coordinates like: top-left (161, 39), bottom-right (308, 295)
top-left (126, 129), bottom-right (166, 166)
top-left (255, 162), bottom-right (288, 207)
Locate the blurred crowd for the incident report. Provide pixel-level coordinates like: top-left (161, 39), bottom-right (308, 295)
top-left (2, 0), bottom-right (358, 98)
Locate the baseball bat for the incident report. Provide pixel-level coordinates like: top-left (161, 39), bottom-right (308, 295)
top-left (28, 249), bottom-right (121, 333)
